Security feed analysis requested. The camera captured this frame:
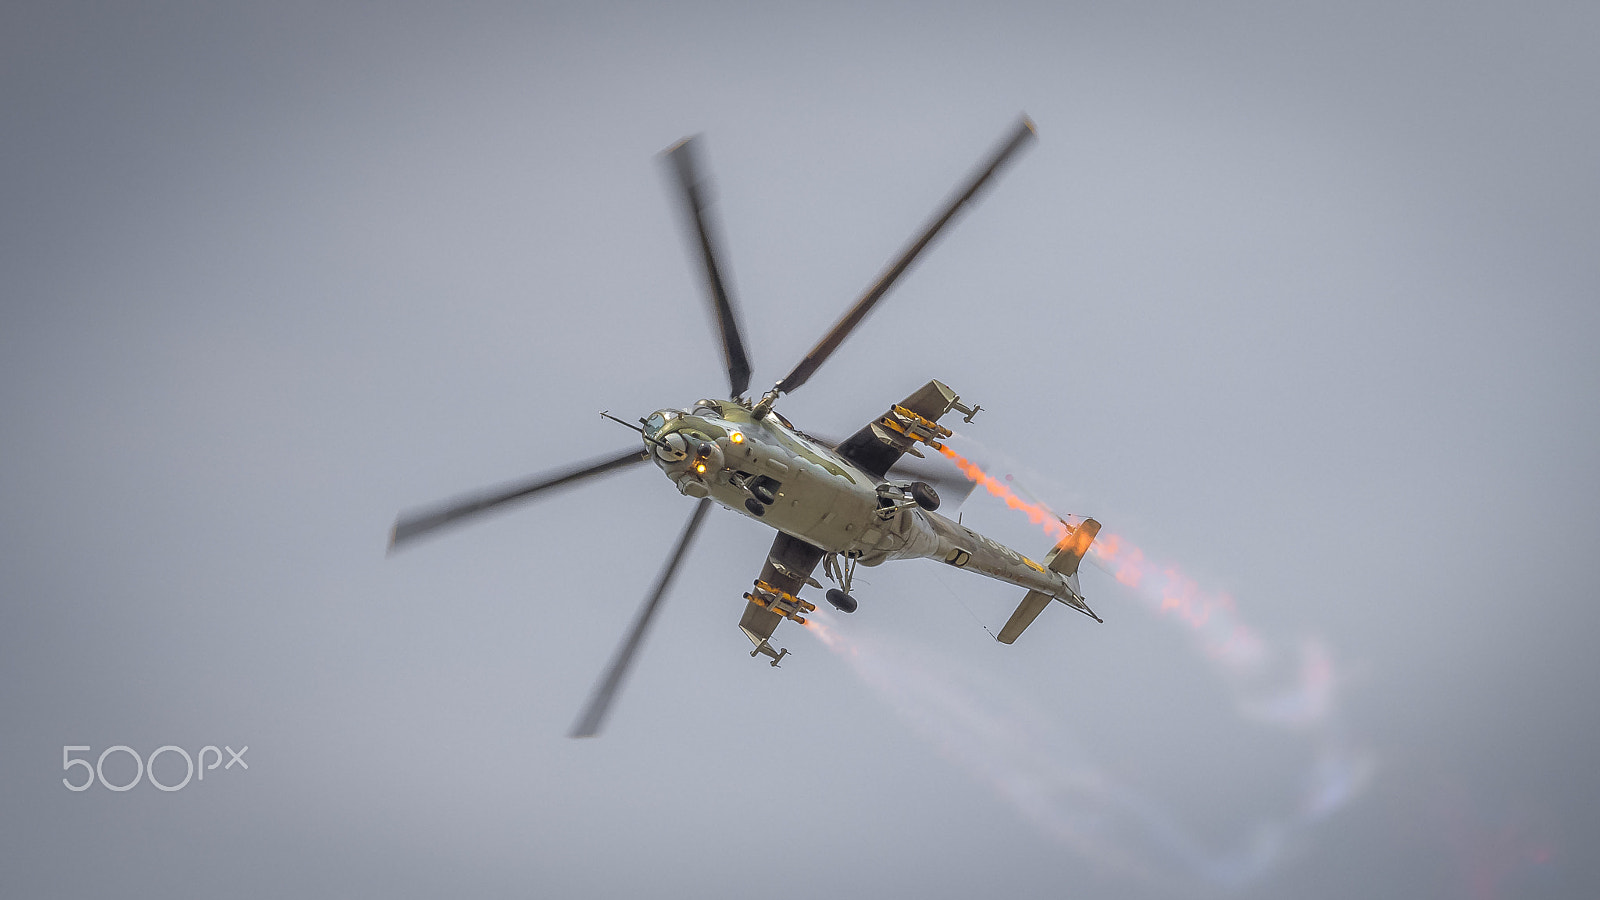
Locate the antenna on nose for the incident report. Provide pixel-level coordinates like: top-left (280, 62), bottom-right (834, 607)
top-left (600, 411), bottom-right (670, 449)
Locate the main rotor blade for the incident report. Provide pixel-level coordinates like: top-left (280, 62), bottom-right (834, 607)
top-left (664, 137), bottom-right (753, 398)
top-left (884, 459), bottom-right (980, 508)
top-left (772, 116), bottom-right (1037, 396)
top-left (389, 448), bottom-right (647, 551)
top-left (571, 497), bottom-right (713, 738)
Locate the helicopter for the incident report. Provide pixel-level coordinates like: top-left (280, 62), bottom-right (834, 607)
top-left (389, 115), bottom-right (1102, 737)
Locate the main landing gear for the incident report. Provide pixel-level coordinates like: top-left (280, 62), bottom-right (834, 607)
top-left (821, 552), bottom-right (860, 613)
top-left (737, 474), bottom-right (781, 517)
top-left (825, 589), bottom-right (858, 613)
top-left (875, 480), bottom-right (940, 520)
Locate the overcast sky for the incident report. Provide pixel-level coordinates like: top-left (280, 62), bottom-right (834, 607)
top-left (4, 2), bottom-right (1598, 898)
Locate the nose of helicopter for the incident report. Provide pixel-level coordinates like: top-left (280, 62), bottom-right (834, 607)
top-left (687, 438), bottom-right (723, 474)
top-left (653, 431), bottom-right (689, 462)
top-left (650, 425), bottom-right (725, 475)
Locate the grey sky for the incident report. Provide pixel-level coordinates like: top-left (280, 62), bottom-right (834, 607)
top-left (3, 2), bottom-right (1597, 897)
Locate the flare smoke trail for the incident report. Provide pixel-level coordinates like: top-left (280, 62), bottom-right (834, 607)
top-left (936, 444), bottom-right (1268, 669)
top-left (800, 444), bottom-right (1373, 890)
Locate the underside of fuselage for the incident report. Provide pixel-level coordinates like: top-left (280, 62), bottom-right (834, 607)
top-left (640, 397), bottom-right (1081, 604)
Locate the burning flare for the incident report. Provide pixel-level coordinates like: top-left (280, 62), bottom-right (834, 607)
top-left (937, 445), bottom-right (1265, 669)
top-left (827, 441), bottom-right (1377, 888)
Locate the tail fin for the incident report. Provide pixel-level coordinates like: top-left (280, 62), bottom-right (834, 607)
top-left (996, 519), bottom-right (1102, 644)
top-left (1045, 517), bottom-right (1099, 576)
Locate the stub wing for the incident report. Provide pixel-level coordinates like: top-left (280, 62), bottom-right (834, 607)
top-left (738, 531), bottom-right (825, 665)
top-left (834, 379), bottom-right (969, 479)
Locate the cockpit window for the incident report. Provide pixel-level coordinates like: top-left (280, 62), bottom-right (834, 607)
top-left (691, 399), bottom-right (722, 417)
top-left (642, 409), bottom-right (679, 437)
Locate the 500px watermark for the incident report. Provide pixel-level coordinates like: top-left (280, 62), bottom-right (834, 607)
top-left (62, 744), bottom-right (248, 792)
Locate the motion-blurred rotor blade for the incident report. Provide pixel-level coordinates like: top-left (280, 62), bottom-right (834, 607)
top-left (772, 116), bottom-right (1037, 397)
top-left (571, 497), bottom-right (713, 738)
top-left (664, 137), bottom-right (753, 398)
top-left (389, 448), bottom-right (647, 551)
top-left (885, 460), bottom-right (980, 508)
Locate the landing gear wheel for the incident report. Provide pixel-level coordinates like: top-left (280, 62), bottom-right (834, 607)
top-left (909, 481), bottom-right (940, 511)
top-left (749, 476), bottom-right (779, 505)
top-left (825, 589), bottom-right (858, 613)
top-left (744, 498), bottom-right (767, 517)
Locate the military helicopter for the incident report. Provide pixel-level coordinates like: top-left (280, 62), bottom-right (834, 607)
top-left (389, 116), bottom-right (1102, 737)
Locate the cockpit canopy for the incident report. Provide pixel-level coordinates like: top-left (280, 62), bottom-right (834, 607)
top-left (642, 409), bottom-right (680, 438)
top-left (643, 400), bottom-right (723, 440)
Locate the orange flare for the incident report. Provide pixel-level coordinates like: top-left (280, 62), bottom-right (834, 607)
top-left (938, 445), bottom-right (1263, 667)
top-left (938, 446), bottom-right (1069, 541)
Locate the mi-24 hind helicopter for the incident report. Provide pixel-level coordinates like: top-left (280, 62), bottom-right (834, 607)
top-left (389, 115), bottom-right (1103, 737)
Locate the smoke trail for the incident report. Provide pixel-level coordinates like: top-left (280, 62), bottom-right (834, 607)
top-left (798, 444), bottom-right (1372, 890)
top-left (805, 613), bottom-right (1321, 890)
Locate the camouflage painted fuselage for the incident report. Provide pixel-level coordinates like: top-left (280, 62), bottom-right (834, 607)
top-left (643, 400), bottom-right (1082, 604)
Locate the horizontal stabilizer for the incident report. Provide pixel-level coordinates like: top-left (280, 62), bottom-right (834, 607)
top-left (997, 519), bottom-right (1103, 644)
top-left (997, 590), bottom-right (1052, 644)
